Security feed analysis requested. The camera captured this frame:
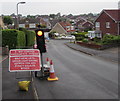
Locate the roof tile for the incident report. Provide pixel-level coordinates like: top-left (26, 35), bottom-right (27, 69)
top-left (104, 9), bottom-right (120, 21)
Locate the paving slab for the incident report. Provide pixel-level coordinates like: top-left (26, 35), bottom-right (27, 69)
top-left (65, 42), bottom-right (119, 62)
top-left (2, 58), bottom-right (35, 100)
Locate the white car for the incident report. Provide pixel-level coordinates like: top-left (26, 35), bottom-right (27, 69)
top-left (65, 35), bottom-right (75, 40)
top-left (61, 35), bottom-right (66, 39)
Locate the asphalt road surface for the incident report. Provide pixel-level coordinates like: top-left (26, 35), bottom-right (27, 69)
top-left (33, 40), bottom-right (118, 100)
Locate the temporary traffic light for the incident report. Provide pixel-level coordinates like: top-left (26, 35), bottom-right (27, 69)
top-left (35, 29), bottom-right (46, 53)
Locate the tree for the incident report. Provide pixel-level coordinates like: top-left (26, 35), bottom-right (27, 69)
top-left (27, 15), bottom-right (35, 18)
top-left (3, 16), bottom-right (13, 25)
top-left (10, 13), bottom-right (16, 17)
top-left (88, 13), bottom-right (94, 17)
top-left (49, 14), bottom-right (56, 19)
top-left (40, 24), bottom-right (46, 28)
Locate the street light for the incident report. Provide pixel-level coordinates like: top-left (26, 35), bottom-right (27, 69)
top-left (16, 2), bottom-right (26, 30)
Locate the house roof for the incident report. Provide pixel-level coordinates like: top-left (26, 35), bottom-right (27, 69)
top-left (95, 9), bottom-right (120, 22)
top-left (59, 21), bottom-right (71, 28)
top-left (76, 19), bottom-right (87, 25)
top-left (49, 19), bottom-right (60, 28)
top-left (82, 21), bottom-right (94, 26)
top-left (104, 9), bottom-right (120, 22)
top-left (19, 18), bottom-right (40, 24)
top-left (50, 22), bottom-right (67, 34)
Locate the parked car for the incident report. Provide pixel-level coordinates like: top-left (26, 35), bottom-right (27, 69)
top-left (61, 35), bottom-right (66, 39)
top-left (65, 35), bottom-right (75, 40)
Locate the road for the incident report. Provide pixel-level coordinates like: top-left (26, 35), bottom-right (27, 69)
top-left (34, 40), bottom-right (118, 99)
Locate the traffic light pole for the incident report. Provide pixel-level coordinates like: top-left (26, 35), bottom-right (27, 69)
top-left (40, 52), bottom-right (44, 77)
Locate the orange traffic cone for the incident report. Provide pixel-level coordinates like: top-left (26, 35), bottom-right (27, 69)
top-left (46, 57), bottom-right (50, 69)
top-left (47, 60), bottom-right (58, 81)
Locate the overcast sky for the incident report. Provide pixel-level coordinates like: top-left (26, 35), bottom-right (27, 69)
top-left (0, 0), bottom-right (119, 16)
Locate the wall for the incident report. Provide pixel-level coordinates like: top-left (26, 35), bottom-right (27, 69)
top-left (95, 12), bottom-right (118, 36)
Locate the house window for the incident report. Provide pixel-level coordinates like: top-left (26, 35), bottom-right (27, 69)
top-left (29, 24), bottom-right (36, 28)
top-left (106, 22), bottom-right (110, 28)
top-left (19, 24), bottom-right (25, 28)
top-left (106, 33), bottom-right (110, 35)
top-left (66, 26), bottom-right (70, 31)
top-left (71, 26), bottom-right (74, 30)
top-left (95, 22), bottom-right (100, 27)
top-left (97, 33), bottom-right (102, 38)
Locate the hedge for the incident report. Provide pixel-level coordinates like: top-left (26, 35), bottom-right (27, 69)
top-left (72, 32), bottom-right (88, 41)
top-left (75, 37), bottom-right (84, 41)
top-left (101, 34), bottom-right (120, 45)
top-left (2, 29), bottom-right (27, 49)
top-left (27, 31), bottom-right (36, 46)
top-left (19, 28), bottom-right (35, 47)
top-left (17, 31), bottom-right (26, 48)
top-left (2, 29), bottom-right (18, 49)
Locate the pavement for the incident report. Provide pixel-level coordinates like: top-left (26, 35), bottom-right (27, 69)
top-left (65, 42), bottom-right (119, 63)
top-left (1, 55), bottom-right (36, 101)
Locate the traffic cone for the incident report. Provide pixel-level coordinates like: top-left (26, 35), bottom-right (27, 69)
top-left (44, 57), bottom-right (50, 77)
top-left (47, 60), bottom-right (58, 81)
top-left (46, 57), bottom-right (50, 69)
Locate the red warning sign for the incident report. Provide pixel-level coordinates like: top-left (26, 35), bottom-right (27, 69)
top-left (9, 49), bottom-right (41, 72)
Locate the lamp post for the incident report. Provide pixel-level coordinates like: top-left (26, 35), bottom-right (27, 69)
top-left (16, 2), bottom-right (26, 30)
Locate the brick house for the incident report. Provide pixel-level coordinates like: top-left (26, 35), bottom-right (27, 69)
top-left (76, 18), bottom-right (94, 32)
top-left (94, 9), bottom-right (120, 37)
top-left (82, 21), bottom-right (94, 31)
top-left (50, 21), bottom-right (75, 34)
top-left (18, 17), bottom-right (51, 30)
top-left (19, 18), bottom-right (40, 30)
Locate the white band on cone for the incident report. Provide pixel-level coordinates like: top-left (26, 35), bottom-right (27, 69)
top-left (50, 65), bottom-right (55, 73)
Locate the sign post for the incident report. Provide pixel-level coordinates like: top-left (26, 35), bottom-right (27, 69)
top-left (9, 49), bottom-right (41, 72)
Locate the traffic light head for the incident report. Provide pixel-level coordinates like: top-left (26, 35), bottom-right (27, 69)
top-left (35, 29), bottom-right (46, 53)
top-left (37, 31), bottom-right (43, 36)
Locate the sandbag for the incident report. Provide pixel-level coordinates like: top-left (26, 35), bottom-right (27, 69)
top-left (18, 81), bottom-right (30, 91)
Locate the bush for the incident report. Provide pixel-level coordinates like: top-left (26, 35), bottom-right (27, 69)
top-left (75, 37), bottom-right (84, 41)
top-left (27, 31), bottom-right (36, 46)
top-left (94, 37), bottom-right (101, 43)
top-left (2, 29), bottom-right (26, 49)
top-left (82, 39), bottom-right (88, 43)
top-left (2, 29), bottom-right (18, 49)
top-left (17, 31), bottom-right (26, 48)
top-left (19, 28), bottom-right (35, 47)
top-left (101, 34), bottom-right (120, 45)
top-left (72, 32), bottom-right (88, 41)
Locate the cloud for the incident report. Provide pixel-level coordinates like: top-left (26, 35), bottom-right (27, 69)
top-left (1, 2), bottom-right (118, 16)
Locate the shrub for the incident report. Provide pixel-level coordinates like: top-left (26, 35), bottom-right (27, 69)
top-left (2, 29), bottom-right (26, 49)
top-left (75, 37), bottom-right (84, 41)
top-left (2, 29), bottom-right (18, 49)
top-left (17, 31), bottom-right (26, 48)
top-left (101, 34), bottom-right (120, 45)
top-left (94, 37), bottom-right (101, 43)
top-left (72, 32), bottom-right (88, 41)
top-left (19, 28), bottom-right (36, 47)
top-left (82, 39), bottom-right (88, 43)
top-left (27, 31), bottom-right (36, 46)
